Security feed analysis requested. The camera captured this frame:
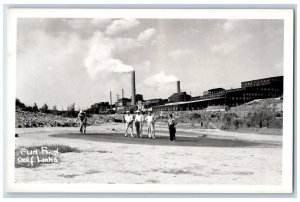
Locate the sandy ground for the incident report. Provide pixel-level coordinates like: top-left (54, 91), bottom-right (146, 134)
top-left (15, 123), bottom-right (282, 184)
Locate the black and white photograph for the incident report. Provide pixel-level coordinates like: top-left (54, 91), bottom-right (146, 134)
top-left (4, 8), bottom-right (294, 193)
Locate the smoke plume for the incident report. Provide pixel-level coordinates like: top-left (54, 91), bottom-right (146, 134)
top-left (84, 26), bottom-right (157, 79)
top-left (144, 71), bottom-right (178, 87)
top-left (83, 32), bottom-right (134, 79)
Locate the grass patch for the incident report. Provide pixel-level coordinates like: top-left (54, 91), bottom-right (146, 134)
top-left (86, 170), bottom-right (102, 174)
top-left (232, 171), bottom-right (254, 175)
top-left (58, 174), bottom-right (79, 178)
top-left (224, 127), bottom-right (282, 135)
top-left (146, 179), bottom-right (160, 183)
top-left (15, 144), bottom-right (80, 168)
top-left (120, 170), bottom-right (142, 176)
top-left (97, 150), bottom-right (112, 153)
top-left (191, 173), bottom-right (204, 177)
top-left (161, 168), bottom-right (193, 175)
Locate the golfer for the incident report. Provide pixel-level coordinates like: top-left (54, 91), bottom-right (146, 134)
top-left (78, 110), bottom-right (87, 135)
top-left (145, 111), bottom-right (156, 139)
top-left (134, 110), bottom-right (144, 138)
top-left (124, 111), bottom-right (134, 137)
top-left (167, 114), bottom-right (177, 141)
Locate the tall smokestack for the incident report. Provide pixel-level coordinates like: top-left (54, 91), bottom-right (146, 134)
top-left (110, 91), bottom-right (112, 105)
top-left (122, 89), bottom-right (124, 99)
top-left (177, 81), bottom-right (181, 93)
top-left (131, 70), bottom-right (136, 105)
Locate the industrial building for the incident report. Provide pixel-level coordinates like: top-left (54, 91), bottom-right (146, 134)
top-left (89, 102), bottom-right (110, 114)
top-left (152, 76), bottom-right (283, 112)
top-left (168, 81), bottom-right (192, 103)
top-left (144, 99), bottom-right (168, 109)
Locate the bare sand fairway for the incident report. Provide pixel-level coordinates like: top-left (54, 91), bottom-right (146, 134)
top-left (15, 123), bottom-right (282, 184)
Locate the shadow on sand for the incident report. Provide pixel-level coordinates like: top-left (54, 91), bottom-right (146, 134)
top-left (50, 132), bottom-right (279, 148)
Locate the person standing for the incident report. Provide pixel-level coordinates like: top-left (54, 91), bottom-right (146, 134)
top-left (78, 110), bottom-right (87, 135)
top-left (124, 111), bottom-right (134, 137)
top-left (134, 110), bottom-right (144, 138)
top-left (145, 111), bottom-right (156, 139)
top-left (167, 114), bottom-right (177, 141)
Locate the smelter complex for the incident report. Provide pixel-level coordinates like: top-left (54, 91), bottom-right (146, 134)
top-left (89, 75), bottom-right (283, 113)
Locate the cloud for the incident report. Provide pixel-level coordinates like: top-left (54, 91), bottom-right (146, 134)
top-left (137, 28), bottom-right (156, 42)
top-left (144, 71), bottom-right (178, 87)
top-left (108, 27), bottom-right (157, 52)
top-left (113, 37), bottom-right (141, 52)
top-left (105, 19), bottom-right (140, 35)
top-left (83, 32), bottom-right (134, 79)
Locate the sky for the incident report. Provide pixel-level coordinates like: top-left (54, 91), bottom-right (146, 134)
top-left (16, 18), bottom-right (283, 110)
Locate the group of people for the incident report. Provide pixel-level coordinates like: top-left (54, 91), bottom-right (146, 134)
top-left (77, 110), bottom-right (177, 141)
top-left (124, 110), bottom-right (156, 139)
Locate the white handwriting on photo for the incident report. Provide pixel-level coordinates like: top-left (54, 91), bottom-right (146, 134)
top-left (17, 147), bottom-right (59, 166)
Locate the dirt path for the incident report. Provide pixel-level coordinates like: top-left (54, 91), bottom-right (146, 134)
top-left (15, 123), bottom-right (282, 184)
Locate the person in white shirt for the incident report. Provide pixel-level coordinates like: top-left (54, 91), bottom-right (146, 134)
top-left (134, 110), bottom-right (144, 138)
top-left (145, 111), bottom-right (156, 139)
top-left (124, 111), bottom-right (134, 137)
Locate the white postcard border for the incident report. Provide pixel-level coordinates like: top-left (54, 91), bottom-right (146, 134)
top-left (5, 8), bottom-right (294, 193)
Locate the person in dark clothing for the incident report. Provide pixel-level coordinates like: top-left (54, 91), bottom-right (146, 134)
top-left (167, 114), bottom-right (177, 141)
top-left (78, 110), bottom-right (87, 135)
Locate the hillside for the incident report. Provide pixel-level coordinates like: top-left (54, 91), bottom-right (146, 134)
top-left (154, 98), bottom-right (283, 129)
top-left (15, 110), bottom-right (113, 128)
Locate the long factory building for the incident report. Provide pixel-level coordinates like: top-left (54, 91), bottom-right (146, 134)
top-left (151, 76), bottom-right (283, 112)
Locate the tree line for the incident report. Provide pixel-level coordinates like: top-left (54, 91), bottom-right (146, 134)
top-left (16, 98), bottom-right (78, 118)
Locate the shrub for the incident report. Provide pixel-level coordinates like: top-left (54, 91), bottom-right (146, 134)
top-left (222, 113), bottom-right (237, 129)
top-left (188, 113), bottom-right (201, 120)
top-left (40, 104), bottom-right (49, 113)
top-left (61, 111), bottom-right (77, 118)
top-left (32, 103), bottom-right (39, 112)
top-left (275, 112), bottom-right (283, 117)
top-left (16, 98), bottom-right (26, 109)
